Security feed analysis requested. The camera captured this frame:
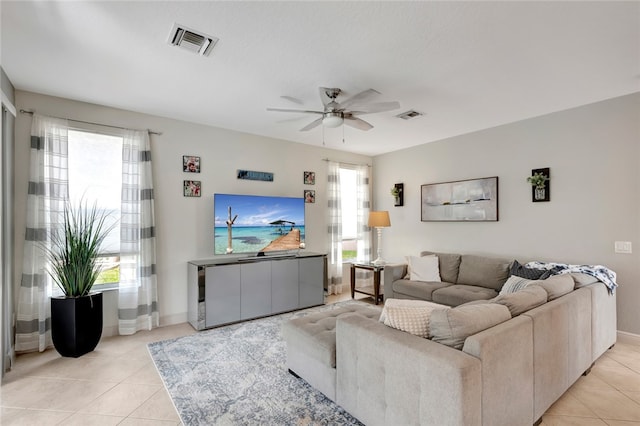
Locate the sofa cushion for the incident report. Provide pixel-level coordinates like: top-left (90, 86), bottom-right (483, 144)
top-left (493, 285), bottom-right (548, 316)
top-left (457, 254), bottom-right (511, 290)
top-left (431, 284), bottom-right (499, 307)
top-left (421, 251), bottom-right (461, 283)
top-left (536, 274), bottom-right (575, 301)
top-left (430, 303), bottom-right (512, 349)
top-left (392, 279), bottom-right (450, 300)
top-left (407, 255), bottom-right (441, 282)
top-left (379, 299), bottom-right (447, 338)
top-left (499, 275), bottom-right (537, 295)
top-left (510, 260), bottom-right (552, 280)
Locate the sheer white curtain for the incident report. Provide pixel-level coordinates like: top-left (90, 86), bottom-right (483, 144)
top-left (118, 130), bottom-right (159, 335)
top-left (15, 115), bottom-right (69, 352)
top-left (326, 161), bottom-right (343, 294)
top-left (355, 164), bottom-right (372, 264)
top-left (326, 162), bottom-right (372, 295)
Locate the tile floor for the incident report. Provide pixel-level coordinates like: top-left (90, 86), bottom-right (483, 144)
top-left (1, 292), bottom-right (640, 425)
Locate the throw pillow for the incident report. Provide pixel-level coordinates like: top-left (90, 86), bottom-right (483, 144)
top-left (536, 274), bottom-right (574, 300)
top-left (493, 285), bottom-right (548, 316)
top-left (510, 260), bottom-right (552, 280)
top-left (499, 275), bottom-right (538, 295)
top-left (430, 303), bottom-right (511, 350)
top-left (379, 299), bottom-right (447, 338)
top-left (407, 255), bottom-right (441, 282)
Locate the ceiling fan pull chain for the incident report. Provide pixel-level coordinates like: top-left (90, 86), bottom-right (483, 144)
top-left (322, 123), bottom-right (325, 146)
top-left (342, 123), bottom-right (345, 143)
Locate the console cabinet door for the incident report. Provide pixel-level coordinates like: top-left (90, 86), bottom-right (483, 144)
top-left (271, 259), bottom-right (299, 313)
top-left (299, 257), bottom-right (325, 308)
top-left (240, 261), bottom-right (271, 320)
top-left (205, 265), bottom-right (240, 327)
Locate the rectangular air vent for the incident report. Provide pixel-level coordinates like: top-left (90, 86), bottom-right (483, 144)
top-left (168, 23), bottom-right (218, 57)
top-left (396, 110), bottom-right (424, 120)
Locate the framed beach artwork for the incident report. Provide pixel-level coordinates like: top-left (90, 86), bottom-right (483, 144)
top-left (184, 180), bottom-right (201, 197)
top-left (421, 176), bottom-right (498, 222)
top-left (183, 155), bottom-right (200, 173)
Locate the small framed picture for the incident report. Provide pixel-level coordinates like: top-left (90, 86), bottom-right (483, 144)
top-left (304, 189), bottom-right (315, 203)
top-left (184, 180), bottom-right (201, 197)
top-left (304, 171), bottom-right (315, 185)
top-left (183, 156), bottom-right (200, 173)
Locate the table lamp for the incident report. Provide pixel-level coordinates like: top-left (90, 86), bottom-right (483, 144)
top-left (368, 211), bottom-right (391, 266)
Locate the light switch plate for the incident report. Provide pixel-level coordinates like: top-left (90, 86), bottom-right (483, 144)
top-left (614, 241), bottom-right (632, 254)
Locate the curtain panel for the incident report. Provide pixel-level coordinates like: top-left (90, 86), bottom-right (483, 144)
top-left (15, 114), bottom-right (69, 353)
top-left (326, 161), bottom-right (343, 295)
top-left (118, 130), bottom-right (159, 335)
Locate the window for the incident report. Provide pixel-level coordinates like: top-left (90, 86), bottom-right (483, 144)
top-left (339, 168), bottom-right (357, 262)
top-left (67, 129), bottom-right (123, 286)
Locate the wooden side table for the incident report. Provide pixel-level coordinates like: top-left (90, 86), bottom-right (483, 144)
top-left (350, 263), bottom-right (384, 305)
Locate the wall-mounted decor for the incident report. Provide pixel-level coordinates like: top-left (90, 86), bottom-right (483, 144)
top-left (183, 155), bottom-right (200, 173)
top-left (184, 180), bottom-right (201, 197)
top-left (421, 176), bottom-right (499, 222)
top-left (237, 169), bottom-right (274, 182)
top-left (304, 190), bottom-right (315, 203)
top-left (527, 168), bottom-right (550, 202)
top-left (304, 171), bottom-right (315, 185)
top-left (391, 183), bottom-right (404, 207)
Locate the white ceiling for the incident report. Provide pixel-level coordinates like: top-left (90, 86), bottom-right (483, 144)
top-left (2, 1), bottom-right (639, 156)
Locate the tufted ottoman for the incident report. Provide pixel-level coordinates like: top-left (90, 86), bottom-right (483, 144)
top-left (282, 303), bottom-right (382, 401)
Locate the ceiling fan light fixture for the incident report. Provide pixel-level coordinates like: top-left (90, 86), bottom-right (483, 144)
top-left (323, 112), bottom-right (343, 128)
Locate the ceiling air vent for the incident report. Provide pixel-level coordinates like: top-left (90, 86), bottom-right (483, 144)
top-left (396, 110), bottom-right (424, 120)
top-left (168, 23), bottom-right (218, 57)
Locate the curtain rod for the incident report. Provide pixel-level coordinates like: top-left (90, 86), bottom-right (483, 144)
top-left (322, 158), bottom-right (371, 167)
top-left (19, 109), bottom-right (162, 136)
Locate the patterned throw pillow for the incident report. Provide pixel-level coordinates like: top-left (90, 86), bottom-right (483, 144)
top-left (499, 275), bottom-right (538, 295)
top-left (379, 299), bottom-right (447, 338)
top-left (510, 260), bottom-right (551, 280)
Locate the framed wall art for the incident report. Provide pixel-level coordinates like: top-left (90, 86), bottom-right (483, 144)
top-left (304, 190), bottom-right (315, 203)
top-left (304, 171), bottom-right (315, 185)
top-left (183, 155), bottom-right (200, 173)
top-left (184, 180), bottom-right (201, 197)
top-left (421, 176), bottom-right (498, 222)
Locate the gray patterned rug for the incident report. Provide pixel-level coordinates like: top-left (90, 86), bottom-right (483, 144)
top-left (148, 301), bottom-right (370, 425)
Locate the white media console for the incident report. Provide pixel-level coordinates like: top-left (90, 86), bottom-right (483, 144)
top-left (187, 252), bottom-right (326, 330)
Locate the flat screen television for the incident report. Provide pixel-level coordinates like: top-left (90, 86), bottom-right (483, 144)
top-left (214, 193), bottom-right (305, 255)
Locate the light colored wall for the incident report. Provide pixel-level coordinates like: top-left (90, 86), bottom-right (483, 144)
top-left (13, 90), bottom-right (371, 335)
top-left (372, 92), bottom-right (640, 334)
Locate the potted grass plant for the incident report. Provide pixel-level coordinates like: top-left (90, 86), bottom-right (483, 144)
top-left (44, 200), bottom-right (113, 357)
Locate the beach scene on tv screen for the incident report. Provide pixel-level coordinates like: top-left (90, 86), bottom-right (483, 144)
top-left (214, 194), bottom-right (305, 255)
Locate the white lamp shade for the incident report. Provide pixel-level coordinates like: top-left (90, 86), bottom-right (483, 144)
top-left (368, 211), bottom-right (391, 228)
top-left (322, 112), bottom-right (343, 128)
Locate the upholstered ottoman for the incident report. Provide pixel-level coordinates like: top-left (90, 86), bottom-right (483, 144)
top-left (282, 303), bottom-right (382, 401)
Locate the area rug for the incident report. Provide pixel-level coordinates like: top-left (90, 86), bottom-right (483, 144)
top-left (148, 301), bottom-right (375, 425)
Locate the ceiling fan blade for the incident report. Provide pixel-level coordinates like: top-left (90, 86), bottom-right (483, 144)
top-left (344, 116), bottom-right (373, 131)
top-left (266, 107), bottom-right (323, 114)
top-left (340, 89), bottom-right (380, 108)
top-left (280, 95), bottom-right (303, 105)
top-left (300, 117), bottom-right (323, 131)
top-left (349, 101), bottom-right (401, 115)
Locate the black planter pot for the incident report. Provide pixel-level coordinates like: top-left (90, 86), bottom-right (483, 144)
top-left (51, 292), bottom-right (103, 358)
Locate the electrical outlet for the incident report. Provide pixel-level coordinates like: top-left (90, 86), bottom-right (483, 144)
top-left (614, 241), bottom-right (632, 254)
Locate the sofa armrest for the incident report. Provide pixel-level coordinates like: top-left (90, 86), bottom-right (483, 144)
top-left (336, 314), bottom-right (481, 426)
top-left (383, 263), bottom-right (407, 294)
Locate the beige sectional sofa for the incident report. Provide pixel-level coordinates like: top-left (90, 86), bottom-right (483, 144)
top-left (284, 251), bottom-right (617, 426)
top-left (334, 252), bottom-right (617, 426)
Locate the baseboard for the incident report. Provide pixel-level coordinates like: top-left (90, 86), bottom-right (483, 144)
top-left (617, 330), bottom-right (640, 339)
top-left (102, 312), bottom-right (188, 337)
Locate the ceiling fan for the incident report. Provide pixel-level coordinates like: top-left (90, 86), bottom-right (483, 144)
top-left (267, 87), bottom-right (401, 132)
